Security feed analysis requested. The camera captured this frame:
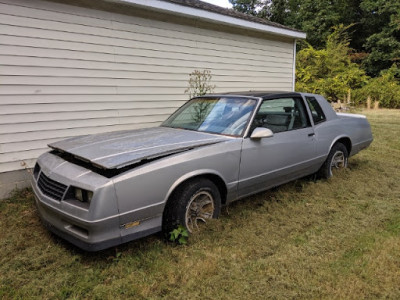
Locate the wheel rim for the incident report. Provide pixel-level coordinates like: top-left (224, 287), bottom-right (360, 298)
top-left (330, 150), bottom-right (346, 175)
top-left (185, 191), bottom-right (214, 233)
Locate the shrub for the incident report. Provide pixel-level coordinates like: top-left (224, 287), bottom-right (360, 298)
top-left (296, 25), bottom-right (368, 102)
top-left (353, 64), bottom-right (400, 108)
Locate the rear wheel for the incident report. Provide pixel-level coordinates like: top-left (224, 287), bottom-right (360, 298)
top-left (162, 178), bottom-right (221, 236)
top-left (318, 143), bottom-right (348, 179)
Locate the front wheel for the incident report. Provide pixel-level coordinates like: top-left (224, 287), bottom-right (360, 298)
top-left (162, 178), bottom-right (221, 236)
top-left (318, 143), bottom-right (348, 179)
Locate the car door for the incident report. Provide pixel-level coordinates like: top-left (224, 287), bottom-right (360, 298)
top-left (237, 96), bottom-right (318, 198)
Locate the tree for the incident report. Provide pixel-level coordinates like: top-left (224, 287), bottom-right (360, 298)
top-left (296, 26), bottom-right (368, 101)
top-left (230, 0), bottom-right (400, 76)
top-left (230, 0), bottom-right (364, 49)
top-left (361, 0), bottom-right (400, 77)
top-left (354, 64), bottom-right (400, 108)
top-left (228, 0), bottom-right (264, 16)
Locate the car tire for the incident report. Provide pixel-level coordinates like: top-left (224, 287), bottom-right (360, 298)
top-left (318, 142), bottom-right (348, 179)
top-left (162, 178), bottom-right (221, 237)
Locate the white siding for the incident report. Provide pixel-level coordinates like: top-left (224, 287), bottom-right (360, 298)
top-left (0, 0), bottom-right (295, 173)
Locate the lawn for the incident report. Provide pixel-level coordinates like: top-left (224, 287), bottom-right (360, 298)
top-left (1, 109), bottom-right (399, 299)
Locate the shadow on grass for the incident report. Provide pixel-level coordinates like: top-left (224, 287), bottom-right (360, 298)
top-left (45, 227), bottom-right (169, 266)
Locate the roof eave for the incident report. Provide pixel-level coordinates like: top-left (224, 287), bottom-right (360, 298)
top-left (113, 0), bottom-right (306, 39)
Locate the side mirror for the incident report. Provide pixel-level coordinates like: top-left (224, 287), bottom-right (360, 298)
top-left (250, 127), bottom-right (274, 139)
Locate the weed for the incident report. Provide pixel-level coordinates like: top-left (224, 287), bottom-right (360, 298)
top-left (169, 225), bottom-right (189, 245)
top-left (184, 69), bottom-right (215, 99)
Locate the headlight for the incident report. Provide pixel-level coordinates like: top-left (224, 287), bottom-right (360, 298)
top-left (74, 187), bottom-right (93, 203)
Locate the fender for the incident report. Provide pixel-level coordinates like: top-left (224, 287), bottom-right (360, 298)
top-left (328, 135), bottom-right (352, 155)
top-left (163, 169), bottom-right (229, 204)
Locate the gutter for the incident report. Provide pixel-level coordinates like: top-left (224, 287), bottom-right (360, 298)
top-left (110, 0), bottom-right (307, 39)
top-left (292, 39), bottom-right (297, 91)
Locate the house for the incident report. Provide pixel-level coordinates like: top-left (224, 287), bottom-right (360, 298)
top-left (0, 0), bottom-right (306, 198)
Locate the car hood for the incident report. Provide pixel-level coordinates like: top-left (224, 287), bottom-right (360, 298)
top-left (48, 127), bottom-right (230, 169)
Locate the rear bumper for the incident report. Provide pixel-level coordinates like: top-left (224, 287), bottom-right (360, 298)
top-left (350, 138), bottom-right (373, 157)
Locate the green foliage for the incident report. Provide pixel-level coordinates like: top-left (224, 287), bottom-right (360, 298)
top-left (361, 0), bottom-right (400, 77)
top-left (184, 69), bottom-right (216, 99)
top-left (113, 251), bottom-right (122, 262)
top-left (228, 0), bottom-right (263, 16)
top-left (296, 25), bottom-right (368, 101)
top-left (353, 64), bottom-right (400, 108)
top-left (231, 1), bottom-right (400, 107)
top-left (169, 225), bottom-right (189, 245)
top-left (286, 0), bottom-right (347, 48)
top-left (230, 0), bottom-right (400, 77)
top-left (230, 0), bottom-right (365, 49)
top-left (296, 25), bottom-right (400, 107)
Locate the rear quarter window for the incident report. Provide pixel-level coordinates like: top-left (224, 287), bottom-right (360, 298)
top-left (306, 97), bottom-right (326, 125)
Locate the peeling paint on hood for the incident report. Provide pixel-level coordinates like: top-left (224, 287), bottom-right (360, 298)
top-left (48, 127), bottom-right (229, 169)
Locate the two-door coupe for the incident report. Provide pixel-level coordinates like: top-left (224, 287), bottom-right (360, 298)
top-left (32, 92), bottom-right (373, 251)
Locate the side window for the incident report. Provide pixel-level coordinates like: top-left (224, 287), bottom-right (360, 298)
top-left (306, 96), bottom-right (326, 125)
top-left (252, 97), bottom-right (311, 133)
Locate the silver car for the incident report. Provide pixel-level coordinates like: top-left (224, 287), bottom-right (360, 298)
top-left (32, 92), bottom-right (373, 251)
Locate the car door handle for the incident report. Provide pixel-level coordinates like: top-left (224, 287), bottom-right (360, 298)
top-left (308, 133), bottom-right (315, 137)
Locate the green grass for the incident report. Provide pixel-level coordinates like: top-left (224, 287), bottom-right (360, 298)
top-left (1, 109), bottom-right (400, 299)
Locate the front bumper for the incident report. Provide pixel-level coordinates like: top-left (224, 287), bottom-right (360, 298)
top-left (31, 152), bottom-right (124, 251)
top-left (32, 180), bottom-right (122, 251)
top-left (32, 151), bottom-right (166, 251)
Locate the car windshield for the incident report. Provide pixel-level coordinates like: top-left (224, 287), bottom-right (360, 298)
top-left (162, 97), bottom-right (257, 136)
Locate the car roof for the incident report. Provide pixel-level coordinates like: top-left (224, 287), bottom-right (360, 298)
top-left (205, 91), bottom-right (302, 99)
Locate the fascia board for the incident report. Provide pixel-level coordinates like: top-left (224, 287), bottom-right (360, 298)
top-left (114, 0), bottom-right (307, 39)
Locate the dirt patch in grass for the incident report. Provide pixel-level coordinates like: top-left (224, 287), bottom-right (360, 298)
top-left (1, 109), bottom-right (400, 299)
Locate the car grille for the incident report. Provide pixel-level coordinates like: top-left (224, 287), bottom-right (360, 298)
top-left (37, 172), bottom-right (68, 201)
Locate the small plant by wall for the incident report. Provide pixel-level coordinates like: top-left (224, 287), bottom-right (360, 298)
top-left (184, 69), bottom-right (216, 99)
top-left (185, 69), bottom-right (216, 122)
